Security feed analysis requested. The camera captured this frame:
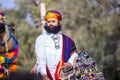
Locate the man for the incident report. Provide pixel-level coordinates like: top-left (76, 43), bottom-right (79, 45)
top-left (31, 10), bottom-right (78, 80)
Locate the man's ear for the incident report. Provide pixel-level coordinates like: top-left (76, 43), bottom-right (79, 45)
top-left (58, 21), bottom-right (62, 26)
top-left (45, 22), bottom-right (47, 26)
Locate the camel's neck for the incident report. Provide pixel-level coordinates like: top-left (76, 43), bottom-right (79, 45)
top-left (0, 32), bottom-right (5, 42)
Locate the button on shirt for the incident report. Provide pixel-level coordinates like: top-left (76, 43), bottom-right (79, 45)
top-left (35, 32), bottom-right (78, 79)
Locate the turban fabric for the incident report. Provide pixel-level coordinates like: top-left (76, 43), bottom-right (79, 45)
top-left (45, 10), bottom-right (62, 21)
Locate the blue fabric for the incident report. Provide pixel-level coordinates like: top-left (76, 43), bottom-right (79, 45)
top-left (0, 41), bottom-right (5, 45)
top-left (5, 56), bottom-right (16, 64)
top-left (6, 25), bottom-right (19, 49)
top-left (0, 24), bottom-right (18, 49)
top-left (0, 68), bottom-right (4, 73)
top-left (0, 25), bottom-right (19, 54)
top-left (62, 34), bottom-right (74, 62)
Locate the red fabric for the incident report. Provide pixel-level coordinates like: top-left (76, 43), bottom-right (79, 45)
top-left (46, 66), bottom-right (53, 80)
top-left (0, 11), bottom-right (4, 15)
top-left (54, 60), bottom-right (64, 80)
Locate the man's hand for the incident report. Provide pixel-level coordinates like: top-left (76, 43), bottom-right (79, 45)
top-left (63, 62), bottom-right (72, 69)
top-left (43, 74), bottom-right (50, 80)
top-left (31, 64), bottom-right (38, 74)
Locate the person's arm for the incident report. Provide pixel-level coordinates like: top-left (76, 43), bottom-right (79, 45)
top-left (68, 40), bottom-right (78, 66)
top-left (42, 74), bottom-right (50, 80)
top-left (31, 36), bottom-right (49, 80)
top-left (63, 52), bottom-right (78, 69)
top-left (31, 64), bottom-right (38, 74)
top-left (35, 37), bottom-right (47, 75)
top-left (68, 51), bottom-right (78, 66)
top-left (63, 39), bottom-right (78, 69)
top-left (31, 64), bottom-right (50, 80)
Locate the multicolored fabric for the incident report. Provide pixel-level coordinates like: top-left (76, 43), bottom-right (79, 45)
top-left (0, 25), bottom-right (19, 78)
top-left (0, 48), bottom-right (19, 78)
top-left (59, 51), bottom-right (105, 80)
top-left (54, 60), bottom-right (64, 80)
top-left (46, 60), bottom-right (64, 80)
top-left (45, 10), bottom-right (62, 21)
top-left (74, 51), bottom-right (105, 80)
top-left (54, 34), bottom-right (77, 80)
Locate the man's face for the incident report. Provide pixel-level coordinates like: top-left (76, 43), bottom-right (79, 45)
top-left (46, 18), bottom-right (59, 28)
top-left (0, 15), bottom-right (4, 23)
top-left (44, 18), bottom-right (61, 34)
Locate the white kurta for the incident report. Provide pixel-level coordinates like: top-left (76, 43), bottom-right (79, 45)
top-left (35, 32), bottom-right (78, 80)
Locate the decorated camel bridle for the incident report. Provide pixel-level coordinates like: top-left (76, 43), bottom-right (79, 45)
top-left (0, 25), bottom-right (13, 78)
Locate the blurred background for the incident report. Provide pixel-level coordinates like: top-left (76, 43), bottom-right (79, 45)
top-left (0, 0), bottom-right (120, 80)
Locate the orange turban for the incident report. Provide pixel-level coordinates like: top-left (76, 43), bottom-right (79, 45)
top-left (45, 10), bottom-right (62, 21)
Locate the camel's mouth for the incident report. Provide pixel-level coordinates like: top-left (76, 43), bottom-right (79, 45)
top-left (0, 23), bottom-right (5, 34)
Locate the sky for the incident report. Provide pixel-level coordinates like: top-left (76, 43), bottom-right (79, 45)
top-left (0, 0), bottom-right (16, 9)
top-left (0, 0), bottom-right (35, 26)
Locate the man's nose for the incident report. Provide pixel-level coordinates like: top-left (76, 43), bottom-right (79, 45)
top-left (48, 22), bottom-right (54, 26)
